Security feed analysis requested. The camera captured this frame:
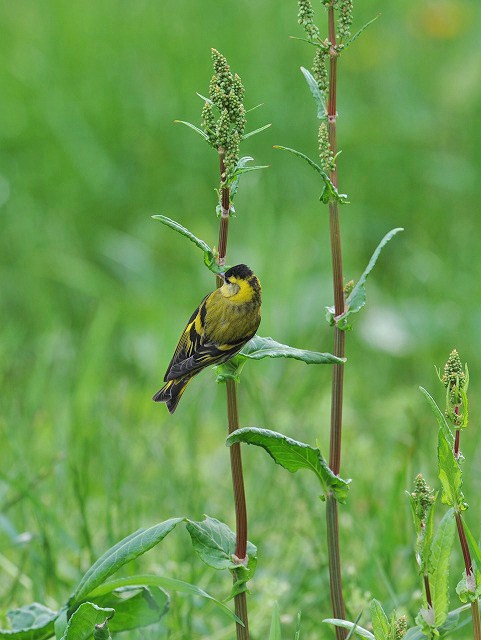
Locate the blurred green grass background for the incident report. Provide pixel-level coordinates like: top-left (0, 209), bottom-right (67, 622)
top-left (1, 0), bottom-right (481, 637)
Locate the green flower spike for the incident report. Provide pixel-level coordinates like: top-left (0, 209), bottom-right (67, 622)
top-left (338, 0), bottom-right (353, 40)
top-left (298, 0), bottom-right (320, 41)
top-left (441, 349), bottom-right (468, 428)
top-left (313, 47), bottom-right (329, 93)
top-left (318, 122), bottom-right (336, 174)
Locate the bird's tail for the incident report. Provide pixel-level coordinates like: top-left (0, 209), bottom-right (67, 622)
top-left (152, 376), bottom-right (192, 414)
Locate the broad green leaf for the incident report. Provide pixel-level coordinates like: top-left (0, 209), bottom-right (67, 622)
top-left (429, 508), bottom-right (455, 626)
top-left (186, 516), bottom-right (257, 582)
top-left (91, 586), bottom-right (169, 632)
top-left (268, 603), bottom-right (281, 640)
top-left (151, 216), bottom-right (226, 274)
top-left (327, 228), bottom-right (403, 330)
top-left (419, 387), bottom-right (454, 449)
top-left (242, 123), bottom-right (271, 140)
top-left (215, 336), bottom-right (344, 383)
top-left (60, 603), bottom-right (114, 640)
top-left (300, 66), bottom-right (327, 118)
top-left (239, 335), bottom-right (345, 364)
top-left (85, 574), bottom-right (240, 624)
top-left (70, 518), bottom-right (183, 607)
top-left (324, 619), bottom-right (375, 640)
top-left (226, 428), bottom-right (350, 503)
top-left (0, 603), bottom-right (57, 639)
top-left (437, 429), bottom-right (465, 510)
top-left (173, 120), bottom-right (209, 141)
top-left (273, 145), bottom-right (348, 204)
top-left (369, 600), bottom-right (389, 640)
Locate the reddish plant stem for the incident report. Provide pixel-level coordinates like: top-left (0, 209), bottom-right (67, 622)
top-left (217, 147), bottom-right (249, 640)
top-left (454, 511), bottom-right (481, 640)
top-left (423, 574), bottom-right (433, 609)
top-left (325, 4), bottom-right (347, 639)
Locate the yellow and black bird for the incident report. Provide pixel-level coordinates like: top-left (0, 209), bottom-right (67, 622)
top-left (153, 264), bottom-right (262, 413)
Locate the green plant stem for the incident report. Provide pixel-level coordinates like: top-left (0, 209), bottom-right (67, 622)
top-left (455, 511), bottom-right (481, 640)
top-left (217, 148), bottom-right (249, 640)
top-left (325, 4), bottom-right (347, 639)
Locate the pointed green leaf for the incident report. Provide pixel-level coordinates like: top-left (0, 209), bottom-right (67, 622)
top-left (70, 518), bottom-right (183, 607)
top-left (370, 600), bottom-right (390, 640)
top-left (429, 509), bottom-right (455, 626)
top-left (174, 120), bottom-right (209, 141)
top-left (85, 574), bottom-right (240, 624)
top-left (91, 586), bottom-right (169, 632)
top-left (342, 15), bottom-right (380, 50)
top-left (419, 387), bottom-right (455, 449)
top-left (239, 335), bottom-right (345, 364)
top-left (420, 494), bottom-right (437, 575)
top-left (226, 427), bottom-right (350, 503)
top-left (242, 123), bottom-right (271, 140)
top-left (61, 603), bottom-right (114, 640)
top-left (300, 66), bottom-right (327, 118)
top-left (323, 619), bottom-right (375, 640)
top-left (437, 429), bottom-right (465, 509)
top-left (273, 145), bottom-right (348, 204)
top-left (186, 516), bottom-right (257, 577)
top-left (268, 603), bottom-right (281, 640)
top-left (327, 228), bottom-right (403, 329)
top-left (462, 517), bottom-right (481, 569)
top-left (0, 603), bottom-right (57, 639)
top-left (455, 567), bottom-right (481, 604)
top-left (151, 215), bottom-right (226, 274)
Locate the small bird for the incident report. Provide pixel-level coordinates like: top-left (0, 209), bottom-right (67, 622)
top-left (153, 264), bottom-right (262, 413)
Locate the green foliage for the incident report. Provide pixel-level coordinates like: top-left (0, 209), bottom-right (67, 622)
top-left (151, 215), bottom-right (226, 274)
top-left (370, 600), bottom-right (390, 640)
top-left (419, 387), bottom-right (455, 450)
top-left (437, 428), bottom-right (465, 510)
top-left (428, 509), bottom-right (455, 627)
top-left (268, 603), bottom-right (281, 640)
top-left (326, 228), bottom-right (404, 330)
top-left (323, 618), bottom-right (375, 640)
top-left (0, 604), bottom-right (56, 639)
top-left (226, 427), bottom-right (350, 503)
top-left (70, 518), bottom-right (183, 607)
top-left (215, 335), bottom-right (345, 382)
top-left (93, 617), bottom-right (112, 640)
top-left (186, 515), bottom-right (257, 578)
top-left (91, 586), bottom-right (169, 633)
top-left (300, 66), bottom-right (327, 119)
top-left (59, 603), bottom-right (114, 640)
top-left (456, 567), bottom-right (481, 604)
top-left (273, 145), bottom-right (348, 204)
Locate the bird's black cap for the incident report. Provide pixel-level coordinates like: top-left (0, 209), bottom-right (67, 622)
top-left (224, 264), bottom-right (253, 280)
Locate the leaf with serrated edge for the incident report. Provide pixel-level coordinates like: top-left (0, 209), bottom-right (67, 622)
top-left (226, 428), bottom-right (350, 503)
top-left (370, 600), bottom-right (390, 640)
top-left (239, 335), bottom-right (345, 364)
top-left (300, 66), bottom-right (327, 118)
top-left (86, 574), bottom-right (241, 624)
top-left (323, 619), bottom-right (375, 640)
top-left (70, 518), bottom-right (183, 607)
top-left (429, 509), bottom-right (455, 627)
top-left (61, 603), bottom-right (114, 640)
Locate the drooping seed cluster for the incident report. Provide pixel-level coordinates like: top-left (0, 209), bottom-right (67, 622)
top-left (318, 122), bottom-right (336, 174)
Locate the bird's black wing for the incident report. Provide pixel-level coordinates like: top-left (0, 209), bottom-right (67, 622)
top-left (166, 338), bottom-right (248, 380)
top-left (163, 295), bottom-right (208, 382)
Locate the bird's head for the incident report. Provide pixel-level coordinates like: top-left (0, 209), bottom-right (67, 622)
top-left (219, 264), bottom-right (261, 304)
